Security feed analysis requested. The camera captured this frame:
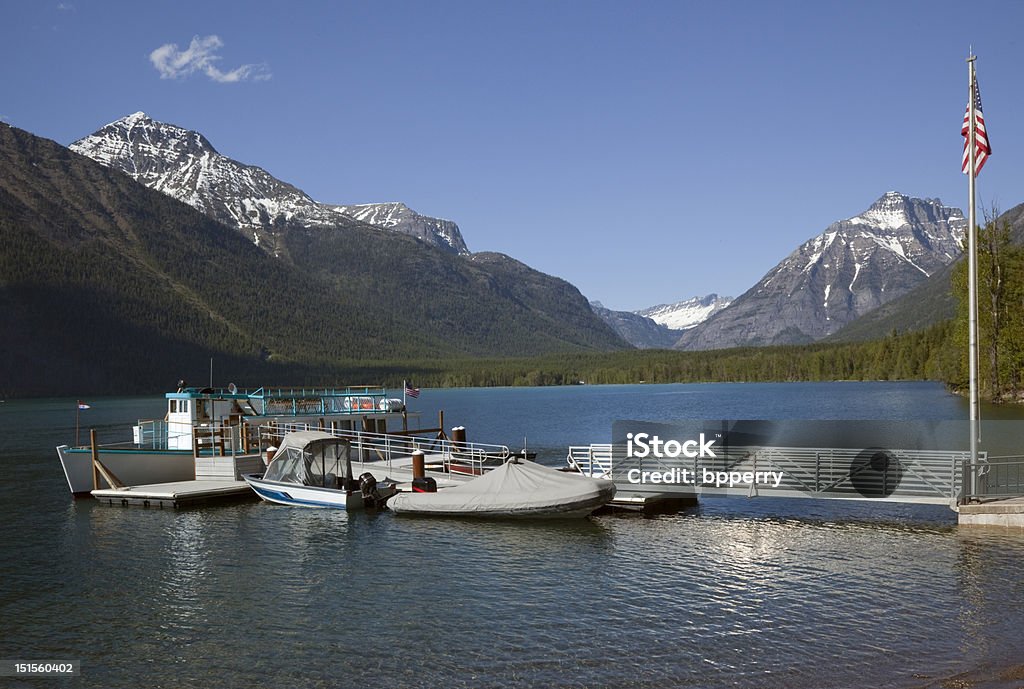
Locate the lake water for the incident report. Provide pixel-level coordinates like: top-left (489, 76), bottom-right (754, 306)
top-left (3, 382), bottom-right (1024, 688)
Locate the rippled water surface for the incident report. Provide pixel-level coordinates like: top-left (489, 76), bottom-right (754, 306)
top-left (3, 382), bottom-right (1024, 688)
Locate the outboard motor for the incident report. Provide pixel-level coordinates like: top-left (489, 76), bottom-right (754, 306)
top-left (358, 472), bottom-right (390, 508)
top-left (359, 472), bottom-right (378, 498)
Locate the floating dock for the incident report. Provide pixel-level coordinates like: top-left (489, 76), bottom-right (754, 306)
top-left (91, 479), bottom-right (256, 508)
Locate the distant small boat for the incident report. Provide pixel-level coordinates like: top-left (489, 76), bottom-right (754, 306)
top-left (243, 431), bottom-right (397, 509)
top-left (388, 457), bottom-right (615, 518)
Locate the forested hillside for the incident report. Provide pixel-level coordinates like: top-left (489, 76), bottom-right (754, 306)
top-left (334, 323), bottom-right (956, 389)
top-left (0, 123), bottom-right (625, 396)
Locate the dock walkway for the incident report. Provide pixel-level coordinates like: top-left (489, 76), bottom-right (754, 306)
top-left (92, 479), bottom-right (255, 508)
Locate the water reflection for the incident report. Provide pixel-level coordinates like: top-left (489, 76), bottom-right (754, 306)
top-left (8, 386), bottom-right (1024, 689)
top-left (27, 488), bottom-right (1024, 689)
top-left (954, 529), bottom-right (1024, 667)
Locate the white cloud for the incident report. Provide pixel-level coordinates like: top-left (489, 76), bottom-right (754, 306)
top-left (149, 35), bottom-right (270, 83)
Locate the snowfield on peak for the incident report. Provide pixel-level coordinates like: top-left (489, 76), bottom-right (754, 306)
top-left (637, 295), bottom-right (733, 331)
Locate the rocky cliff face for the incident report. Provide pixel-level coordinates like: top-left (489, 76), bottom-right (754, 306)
top-left (589, 302), bottom-right (679, 349)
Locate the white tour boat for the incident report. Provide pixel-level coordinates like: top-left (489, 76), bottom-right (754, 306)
top-left (56, 385), bottom-right (409, 495)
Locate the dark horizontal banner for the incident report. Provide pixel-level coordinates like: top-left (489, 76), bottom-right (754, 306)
top-left (608, 419), bottom-right (1021, 500)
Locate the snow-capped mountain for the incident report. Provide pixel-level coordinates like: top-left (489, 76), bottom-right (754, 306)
top-left (677, 192), bottom-right (967, 350)
top-left (637, 294), bottom-right (732, 331)
top-left (70, 112), bottom-right (469, 255)
top-left (589, 294), bottom-right (730, 348)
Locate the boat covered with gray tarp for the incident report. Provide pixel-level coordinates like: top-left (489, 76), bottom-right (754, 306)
top-left (388, 458), bottom-right (615, 518)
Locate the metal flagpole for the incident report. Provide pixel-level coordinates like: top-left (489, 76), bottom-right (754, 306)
top-left (966, 54), bottom-right (980, 496)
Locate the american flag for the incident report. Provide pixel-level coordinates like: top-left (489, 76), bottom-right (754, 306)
top-left (962, 74), bottom-right (991, 175)
top-left (404, 382), bottom-right (420, 399)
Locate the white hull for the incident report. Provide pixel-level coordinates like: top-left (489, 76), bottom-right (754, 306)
top-left (57, 446), bottom-right (196, 495)
top-left (243, 474), bottom-right (364, 509)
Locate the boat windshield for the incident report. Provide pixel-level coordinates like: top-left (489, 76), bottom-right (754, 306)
top-left (264, 433), bottom-right (353, 487)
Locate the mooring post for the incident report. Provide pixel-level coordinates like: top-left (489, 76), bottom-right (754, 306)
top-left (90, 429), bottom-right (100, 491)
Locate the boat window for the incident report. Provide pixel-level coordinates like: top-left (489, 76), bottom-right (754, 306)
top-left (169, 400), bottom-right (177, 414)
top-left (264, 439), bottom-right (352, 485)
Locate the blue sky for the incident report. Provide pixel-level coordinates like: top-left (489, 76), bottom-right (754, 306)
top-left (3, 0), bottom-right (1022, 311)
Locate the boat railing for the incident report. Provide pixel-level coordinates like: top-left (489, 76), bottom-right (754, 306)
top-left (258, 422), bottom-right (512, 478)
top-left (172, 385), bottom-right (395, 417)
top-left (567, 444), bottom-right (614, 479)
top-left (131, 419), bottom-right (196, 450)
top-left (72, 420), bottom-right (192, 451)
top-left (188, 420), bottom-right (267, 458)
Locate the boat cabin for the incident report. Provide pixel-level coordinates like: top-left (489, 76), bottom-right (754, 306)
top-left (133, 386), bottom-right (406, 452)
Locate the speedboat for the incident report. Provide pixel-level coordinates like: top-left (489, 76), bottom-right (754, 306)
top-left (243, 431), bottom-right (397, 509)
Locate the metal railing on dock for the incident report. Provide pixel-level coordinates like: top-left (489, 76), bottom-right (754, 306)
top-left (567, 444), bottom-right (614, 479)
top-left (259, 422), bottom-right (512, 479)
top-left (568, 444), bottom-right (982, 506)
top-left (961, 456), bottom-right (1024, 502)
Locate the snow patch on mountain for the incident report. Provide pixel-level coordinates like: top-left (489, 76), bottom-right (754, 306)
top-left (330, 202), bottom-right (466, 254)
top-left (637, 294), bottom-right (733, 331)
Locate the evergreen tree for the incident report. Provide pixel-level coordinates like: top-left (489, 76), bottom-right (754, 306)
top-left (952, 210), bottom-right (1024, 401)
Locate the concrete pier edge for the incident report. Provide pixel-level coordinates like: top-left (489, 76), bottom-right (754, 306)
top-left (958, 497), bottom-right (1024, 528)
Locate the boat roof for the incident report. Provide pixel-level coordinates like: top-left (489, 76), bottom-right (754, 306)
top-left (165, 385), bottom-right (387, 401)
top-left (274, 430), bottom-right (348, 453)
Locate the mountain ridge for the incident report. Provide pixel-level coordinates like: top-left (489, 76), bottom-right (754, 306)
top-left (70, 112), bottom-right (470, 255)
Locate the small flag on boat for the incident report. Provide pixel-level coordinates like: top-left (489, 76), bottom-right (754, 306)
top-left (404, 382), bottom-right (420, 399)
top-left (962, 73), bottom-right (991, 175)
top-left (77, 401), bottom-right (91, 410)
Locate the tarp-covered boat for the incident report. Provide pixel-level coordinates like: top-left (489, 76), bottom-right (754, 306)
top-left (389, 458), bottom-right (615, 518)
